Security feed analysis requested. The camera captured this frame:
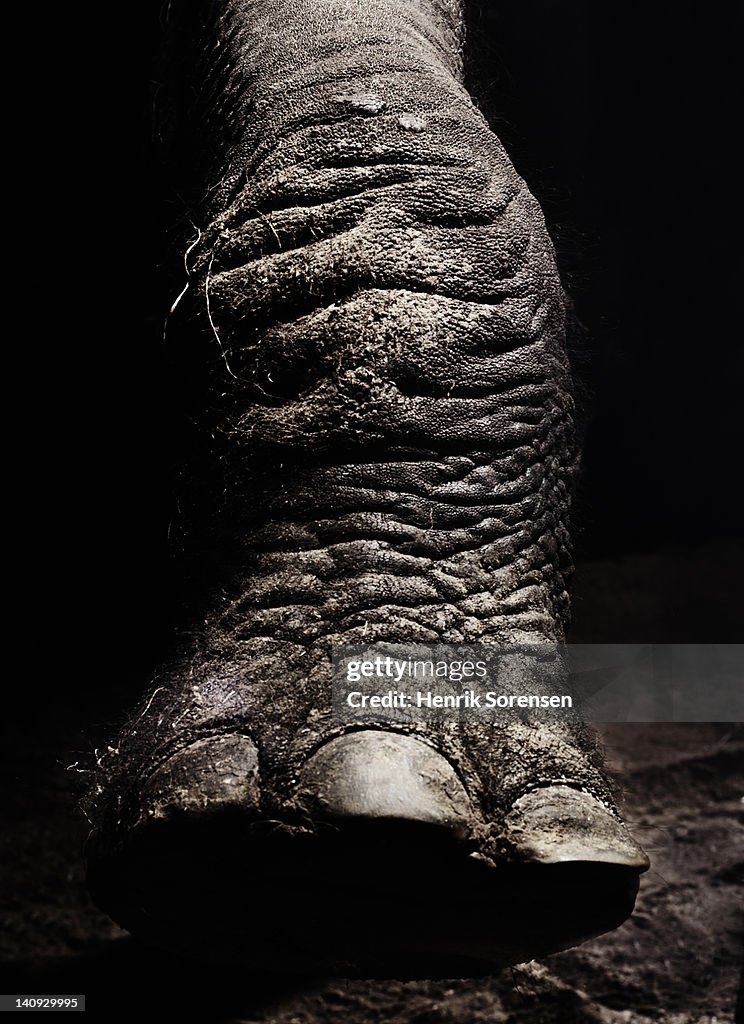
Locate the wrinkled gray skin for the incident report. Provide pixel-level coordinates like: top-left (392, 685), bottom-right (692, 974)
top-left (86, 0), bottom-right (645, 972)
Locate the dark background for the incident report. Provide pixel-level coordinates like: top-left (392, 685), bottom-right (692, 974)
top-left (1, 7), bottom-right (742, 1021)
top-left (3, 2), bottom-right (742, 698)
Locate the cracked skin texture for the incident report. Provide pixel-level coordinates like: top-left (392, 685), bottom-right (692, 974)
top-left (88, 0), bottom-right (615, 856)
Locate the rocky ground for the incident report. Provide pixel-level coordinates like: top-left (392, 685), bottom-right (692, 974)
top-left (1, 546), bottom-right (742, 1022)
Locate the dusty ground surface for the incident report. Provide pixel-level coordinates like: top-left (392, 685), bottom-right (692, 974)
top-left (2, 547), bottom-right (743, 1022)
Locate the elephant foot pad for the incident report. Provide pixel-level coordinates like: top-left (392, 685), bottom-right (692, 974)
top-left (86, 731), bottom-right (647, 977)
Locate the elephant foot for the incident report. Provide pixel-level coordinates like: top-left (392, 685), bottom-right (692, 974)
top-left (86, 729), bottom-right (648, 976)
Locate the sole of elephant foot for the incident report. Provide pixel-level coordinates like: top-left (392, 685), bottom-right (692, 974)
top-left (86, 730), bottom-right (649, 977)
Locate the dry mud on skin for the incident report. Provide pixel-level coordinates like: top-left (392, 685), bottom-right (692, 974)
top-left (2, 556), bottom-right (743, 1022)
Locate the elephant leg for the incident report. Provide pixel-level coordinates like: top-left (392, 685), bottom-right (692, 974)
top-left (85, 0), bottom-right (648, 974)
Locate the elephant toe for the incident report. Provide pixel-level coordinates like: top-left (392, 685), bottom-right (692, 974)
top-left (132, 733), bottom-right (261, 827)
top-left (297, 729), bottom-right (475, 838)
top-left (504, 784), bottom-right (649, 869)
